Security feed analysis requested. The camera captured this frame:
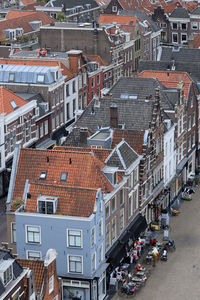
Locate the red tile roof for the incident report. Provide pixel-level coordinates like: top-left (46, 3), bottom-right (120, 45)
top-left (6, 11), bottom-right (35, 19)
top-left (0, 11), bottom-right (54, 39)
top-left (17, 259), bottom-right (44, 293)
top-left (22, 2), bottom-right (46, 10)
top-left (11, 148), bottom-right (113, 211)
top-left (0, 87), bottom-right (28, 115)
top-left (138, 70), bottom-right (192, 99)
top-left (25, 183), bottom-right (98, 217)
top-left (21, 0), bottom-right (35, 6)
top-left (98, 14), bottom-right (138, 26)
top-left (193, 33), bottom-right (200, 49)
top-left (84, 54), bottom-right (108, 66)
top-left (112, 129), bottom-right (145, 155)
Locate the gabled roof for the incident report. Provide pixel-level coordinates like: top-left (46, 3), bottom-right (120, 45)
top-left (138, 70), bottom-right (192, 99)
top-left (105, 140), bottom-right (139, 170)
top-left (191, 6), bottom-right (200, 15)
top-left (11, 148), bottom-right (113, 211)
top-left (0, 87), bottom-right (28, 115)
top-left (169, 6), bottom-right (189, 18)
top-left (85, 54), bottom-right (108, 66)
top-left (25, 183), bottom-right (98, 217)
top-left (17, 259), bottom-right (44, 293)
top-left (112, 129), bottom-right (145, 155)
top-left (98, 14), bottom-right (138, 26)
top-left (0, 11), bottom-right (54, 39)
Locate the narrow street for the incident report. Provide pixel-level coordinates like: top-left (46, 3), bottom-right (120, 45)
top-left (113, 185), bottom-right (200, 300)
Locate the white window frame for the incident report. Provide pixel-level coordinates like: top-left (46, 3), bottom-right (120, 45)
top-left (26, 225), bottom-right (41, 244)
top-left (111, 217), bottom-right (116, 242)
top-left (67, 229), bottom-right (82, 248)
top-left (120, 208), bottom-right (124, 231)
top-left (192, 22), bottom-right (198, 30)
top-left (111, 196), bottom-right (116, 213)
top-left (181, 23), bottom-right (187, 30)
top-left (44, 120), bottom-right (48, 135)
top-left (105, 202), bottom-right (110, 219)
top-left (49, 275), bottom-right (54, 294)
top-left (68, 255), bottom-right (83, 274)
top-left (91, 226), bottom-right (96, 247)
top-left (26, 250), bottom-right (42, 260)
top-left (11, 222), bottom-right (16, 244)
top-left (99, 218), bottom-right (103, 238)
top-left (112, 5), bottom-right (117, 12)
top-left (181, 33), bottom-right (187, 43)
top-left (99, 244), bottom-right (103, 263)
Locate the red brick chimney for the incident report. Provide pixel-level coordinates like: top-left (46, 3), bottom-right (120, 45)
top-left (110, 103), bottom-right (118, 128)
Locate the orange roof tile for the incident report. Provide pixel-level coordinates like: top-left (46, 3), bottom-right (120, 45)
top-left (11, 148), bottom-right (114, 211)
top-left (193, 34), bottom-right (200, 49)
top-left (6, 10), bottom-right (35, 19)
top-left (17, 259), bottom-right (44, 293)
top-left (0, 11), bottom-right (54, 39)
top-left (112, 129), bottom-right (145, 155)
top-left (0, 87), bottom-right (28, 115)
top-left (85, 54), bottom-right (108, 66)
top-left (22, 2), bottom-right (46, 10)
top-left (138, 70), bottom-right (192, 99)
top-left (21, 0), bottom-right (35, 6)
top-left (25, 183), bottom-right (98, 217)
top-left (99, 14), bottom-right (138, 26)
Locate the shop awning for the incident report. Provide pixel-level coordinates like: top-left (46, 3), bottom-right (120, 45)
top-left (120, 214), bottom-right (147, 244)
top-left (105, 240), bottom-right (126, 266)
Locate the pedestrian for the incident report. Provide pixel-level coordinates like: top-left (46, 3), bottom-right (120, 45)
top-left (152, 246), bottom-right (159, 266)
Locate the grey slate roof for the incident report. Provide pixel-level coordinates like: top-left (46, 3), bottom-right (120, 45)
top-left (0, 249), bottom-right (23, 296)
top-left (160, 46), bottom-right (200, 63)
top-left (106, 140), bottom-right (139, 169)
top-left (12, 50), bottom-right (68, 59)
top-left (139, 60), bottom-right (200, 83)
top-left (191, 7), bottom-right (200, 15)
top-left (49, 0), bottom-right (98, 9)
top-left (169, 7), bottom-right (189, 18)
top-left (119, 10), bottom-right (160, 32)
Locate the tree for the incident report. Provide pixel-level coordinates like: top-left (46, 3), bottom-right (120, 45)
top-left (56, 13), bottom-right (66, 22)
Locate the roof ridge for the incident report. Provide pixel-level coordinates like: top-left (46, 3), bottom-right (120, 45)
top-left (29, 181), bottom-right (98, 192)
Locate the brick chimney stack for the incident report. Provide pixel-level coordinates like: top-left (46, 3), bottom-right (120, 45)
top-left (110, 103), bottom-right (118, 128)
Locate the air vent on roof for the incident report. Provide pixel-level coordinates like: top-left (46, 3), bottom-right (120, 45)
top-left (40, 171), bottom-right (47, 180)
top-left (69, 158), bottom-right (72, 164)
top-left (46, 156), bottom-right (49, 163)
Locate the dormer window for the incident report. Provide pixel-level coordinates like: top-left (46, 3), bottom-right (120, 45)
top-left (0, 260), bottom-right (13, 286)
top-left (9, 73), bottom-right (15, 82)
top-left (40, 171), bottom-right (47, 180)
top-left (60, 172), bottom-right (67, 182)
top-left (38, 196), bottom-right (57, 214)
top-left (37, 74), bottom-right (45, 83)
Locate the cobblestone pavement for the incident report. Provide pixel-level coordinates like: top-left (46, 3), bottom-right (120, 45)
top-left (112, 185), bottom-right (200, 300)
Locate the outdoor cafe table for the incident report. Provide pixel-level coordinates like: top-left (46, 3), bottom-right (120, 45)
top-left (132, 277), bottom-right (143, 282)
top-left (136, 271), bottom-right (145, 276)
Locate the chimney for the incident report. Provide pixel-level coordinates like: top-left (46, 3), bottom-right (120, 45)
top-left (110, 103), bottom-right (118, 128)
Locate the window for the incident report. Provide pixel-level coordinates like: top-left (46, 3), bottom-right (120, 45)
top-left (120, 208), bottom-right (124, 231)
top-left (113, 172), bottom-right (117, 184)
top-left (105, 203), bottom-right (110, 218)
top-left (172, 33), bottom-right (178, 43)
top-left (192, 113), bottom-right (195, 126)
top-left (49, 275), bottom-right (54, 294)
top-left (66, 84), bottom-right (69, 97)
top-left (6, 133), bottom-right (10, 153)
top-left (44, 120), bottom-right (48, 135)
top-left (9, 73), bottom-right (15, 82)
top-left (133, 189), bottom-right (138, 211)
top-left (99, 244), bottom-right (103, 263)
top-left (72, 80), bottom-right (76, 93)
top-left (40, 171), bottom-right (47, 180)
top-left (97, 74), bottom-right (100, 85)
top-left (192, 22), bottom-right (198, 30)
top-left (66, 103), bottom-right (70, 120)
top-left (92, 252), bottom-right (96, 272)
top-left (105, 224), bottom-right (110, 250)
top-left (111, 197), bottom-right (116, 212)
top-left (73, 99), bottom-right (76, 117)
top-left (27, 250), bottom-right (41, 259)
top-left (172, 22), bottom-right (177, 30)
top-left (68, 230), bottom-right (82, 248)
top-left (181, 34), bottom-right (187, 43)
top-left (128, 195), bottom-right (132, 218)
top-left (181, 23), bottom-right (187, 30)
top-left (120, 189), bottom-right (124, 206)
top-left (68, 255), bottom-right (82, 273)
top-left (51, 113), bottom-right (55, 130)
top-left (56, 110), bottom-right (59, 127)
top-left (22, 124), bottom-right (26, 143)
top-left (38, 199), bottom-right (55, 214)
top-left (91, 77), bottom-right (95, 88)
top-left (192, 133), bottom-right (195, 146)
top-left (60, 108), bottom-right (64, 124)
top-left (60, 172), bottom-right (67, 182)
top-left (12, 129), bottom-right (16, 149)
top-left (26, 225), bottom-right (41, 244)
top-left (112, 5), bottom-right (117, 12)
top-left (40, 123), bottom-right (44, 138)
top-left (91, 226), bottom-right (96, 246)
top-left (12, 289), bottom-right (20, 300)
top-left (111, 218), bottom-right (116, 241)
top-left (161, 23), bottom-right (167, 28)
top-left (99, 219), bottom-right (103, 237)
top-left (11, 222), bottom-right (16, 243)
top-left (51, 93), bottom-right (55, 108)
top-left (37, 74), bottom-right (45, 83)
top-left (3, 265), bottom-right (12, 286)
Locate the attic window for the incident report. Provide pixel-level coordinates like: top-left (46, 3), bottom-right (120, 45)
top-left (40, 171), bottom-right (47, 180)
top-left (3, 264), bottom-right (13, 286)
top-left (9, 73), bottom-right (15, 82)
top-left (10, 100), bottom-right (18, 110)
top-left (60, 172), bottom-right (67, 182)
top-left (37, 74), bottom-right (45, 83)
top-left (38, 199), bottom-right (55, 214)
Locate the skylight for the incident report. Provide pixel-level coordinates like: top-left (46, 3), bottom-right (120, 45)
top-left (37, 74), bottom-right (45, 83)
top-left (40, 171), bottom-right (47, 180)
top-left (10, 100), bottom-right (18, 110)
top-left (60, 172), bottom-right (67, 182)
top-left (9, 73), bottom-right (15, 82)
